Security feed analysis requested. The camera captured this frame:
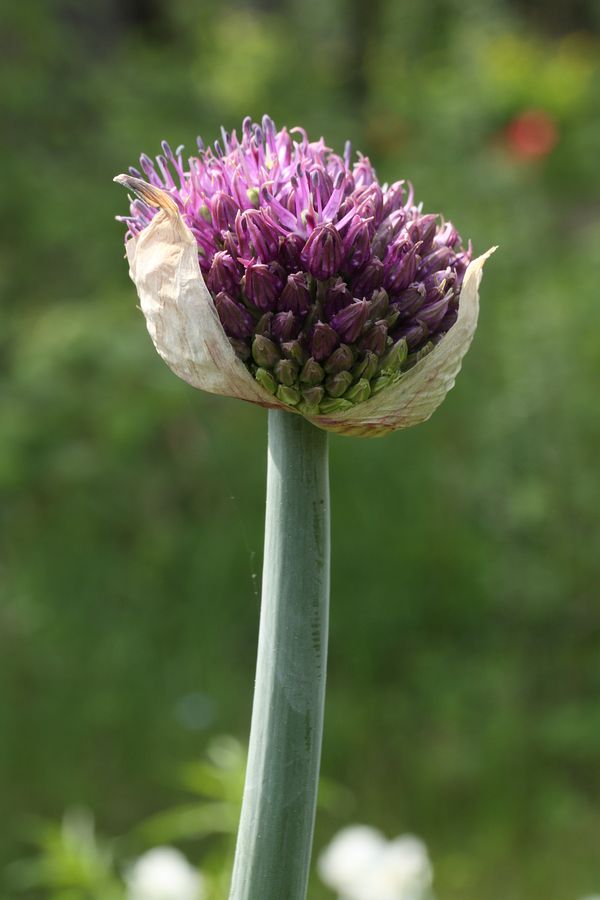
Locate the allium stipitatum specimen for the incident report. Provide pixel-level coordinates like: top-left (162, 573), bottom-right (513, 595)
top-left (115, 116), bottom-right (494, 437)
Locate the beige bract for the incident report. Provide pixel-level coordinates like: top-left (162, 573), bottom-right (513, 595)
top-left (116, 175), bottom-right (494, 438)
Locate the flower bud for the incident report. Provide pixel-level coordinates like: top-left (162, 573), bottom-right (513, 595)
top-left (271, 310), bottom-right (300, 343)
top-left (244, 262), bottom-right (280, 311)
top-left (301, 224), bottom-right (343, 280)
top-left (319, 396), bottom-right (354, 414)
top-left (397, 321), bottom-right (428, 350)
top-left (330, 300), bottom-right (369, 343)
top-left (254, 312), bottom-right (272, 336)
top-left (278, 272), bottom-right (311, 315)
top-left (419, 247), bottom-right (456, 278)
top-left (240, 208), bottom-right (280, 261)
top-left (279, 233), bottom-right (304, 270)
top-left (350, 259), bottom-right (383, 298)
top-left (418, 293), bottom-right (452, 330)
top-left (379, 338), bottom-right (408, 374)
top-left (252, 334), bottom-right (280, 368)
top-left (211, 191), bottom-right (239, 230)
top-left (325, 370), bottom-right (353, 398)
top-left (311, 322), bottom-right (338, 361)
top-left (228, 338), bottom-right (251, 361)
top-left (324, 344), bottom-right (354, 375)
top-left (281, 340), bottom-right (309, 365)
top-left (324, 281), bottom-right (352, 321)
top-left (384, 241), bottom-right (420, 294)
top-left (423, 268), bottom-right (456, 304)
top-left (276, 384), bottom-right (301, 406)
top-left (300, 357), bottom-right (325, 385)
top-left (274, 358), bottom-right (299, 386)
top-left (343, 218), bottom-right (372, 273)
top-left (344, 378), bottom-right (371, 403)
top-left (207, 251), bottom-right (241, 294)
top-left (254, 367), bottom-right (277, 394)
top-left (352, 350), bottom-right (379, 381)
top-left (371, 374), bottom-right (391, 395)
top-left (215, 291), bottom-right (254, 339)
top-left (368, 288), bottom-right (389, 320)
top-left (392, 283), bottom-right (426, 317)
top-left (410, 214), bottom-right (437, 254)
top-left (358, 321), bottom-right (388, 355)
top-left (301, 386), bottom-right (325, 406)
top-left (406, 341), bottom-right (435, 368)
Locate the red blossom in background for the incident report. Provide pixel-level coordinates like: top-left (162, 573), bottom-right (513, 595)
top-left (505, 109), bottom-right (559, 161)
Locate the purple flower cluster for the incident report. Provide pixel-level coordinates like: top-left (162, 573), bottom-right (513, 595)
top-left (119, 116), bottom-right (472, 414)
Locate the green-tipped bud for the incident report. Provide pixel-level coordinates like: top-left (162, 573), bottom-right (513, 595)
top-left (300, 358), bottom-right (325, 385)
top-left (301, 386), bottom-right (325, 406)
top-left (252, 335), bottom-right (280, 368)
top-left (255, 312), bottom-right (273, 336)
top-left (406, 341), bottom-right (435, 369)
top-left (352, 350), bottom-right (379, 381)
top-left (199, 204), bottom-right (212, 223)
top-left (276, 384), bottom-right (301, 406)
top-left (319, 397), bottom-right (354, 414)
top-left (344, 378), bottom-right (371, 404)
top-left (371, 374), bottom-right (391, 395)
top-left (379, 339), bottom-right (408, 375)
top-left (246, 187), bottom-right (260, 207)
top-left (297, 401), bottom-right (321, 417)
top-left (325, 370), bottom-right (353, 398)
top-left (274, 358), bottom-right (299, 387)
top-left (255, 367), bottom-right (277, 395)
top-left (368, 288), bottom-right (389, 320)
top-left (323, 344), bottom-right (354, 375)
top-left (385, 307), bottom-right (401, 329)
top-left (281, 340), bottom-right (309, 366)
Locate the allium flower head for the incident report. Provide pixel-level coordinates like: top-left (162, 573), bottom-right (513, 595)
top-left (116, 116), bottom-right (494, 436)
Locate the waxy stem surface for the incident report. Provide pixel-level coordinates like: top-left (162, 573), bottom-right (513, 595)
top-left (229, 410), bottom-right (330, 900)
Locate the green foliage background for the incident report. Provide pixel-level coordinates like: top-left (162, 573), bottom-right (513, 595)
top-left (1, 0), bottom-right (600, 897)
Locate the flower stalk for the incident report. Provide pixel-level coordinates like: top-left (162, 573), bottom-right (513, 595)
top-left (229, 409), bottom-right (330, 900)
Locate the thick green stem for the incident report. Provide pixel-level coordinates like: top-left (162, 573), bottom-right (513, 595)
top-left (229, 410), bottom-right (330, 900)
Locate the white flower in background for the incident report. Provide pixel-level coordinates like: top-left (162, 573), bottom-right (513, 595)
top-left (126, 847), bottom-right (204, 900)
top-left (318, 826), bottom-right (432, 900)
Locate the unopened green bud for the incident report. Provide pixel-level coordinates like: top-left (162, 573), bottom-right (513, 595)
top-left (371, 374), bottom-right (391, 395)
top-left (255, 312), bottom-right (273, 336)
top-left (406, 341), bottom-right (434, 369)
top-left (369, 289), bottom-right (389, 320)
top-left (246, 187), bottom-right (260, 207)
top-left (324, 344), bottom-right (354, 375)
top-left (301, 385), bottom-right (325, 406)
top-left (385, 307), bottom-right (401, 329)
top-left (252, 334), bottom-right (280, 368)
top-left (282, 340), bottom-right (309, 366)
top-left (299, 358), bottom-right (325, 385)
top-left (344, 378), bottom-right (371, 404)
top-left (325, 370), bottom-right (353, 398)
top-left (255, 367), bottom-right (277, 395)
top-left (199, 204), bottom-right (212, 223)
top-left (276, 385), bottom-right (301, 406)
top-left (352, 350), bottom-right (379, 381)
top-left (319, 397), bottom-right (354, 414)
top-left (379, 338), bottom-right (408, 374)
top-left (297, 402), bottom-right (321, 417)
top-left (274, 358), bottom-right (299, 386)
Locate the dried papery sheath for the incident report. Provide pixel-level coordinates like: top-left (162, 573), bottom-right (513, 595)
top-left (115, 117), bottom-right (494, 436)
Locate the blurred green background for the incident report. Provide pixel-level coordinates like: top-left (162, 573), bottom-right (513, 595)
top-left (1, 0), bottom-right (600, 897)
